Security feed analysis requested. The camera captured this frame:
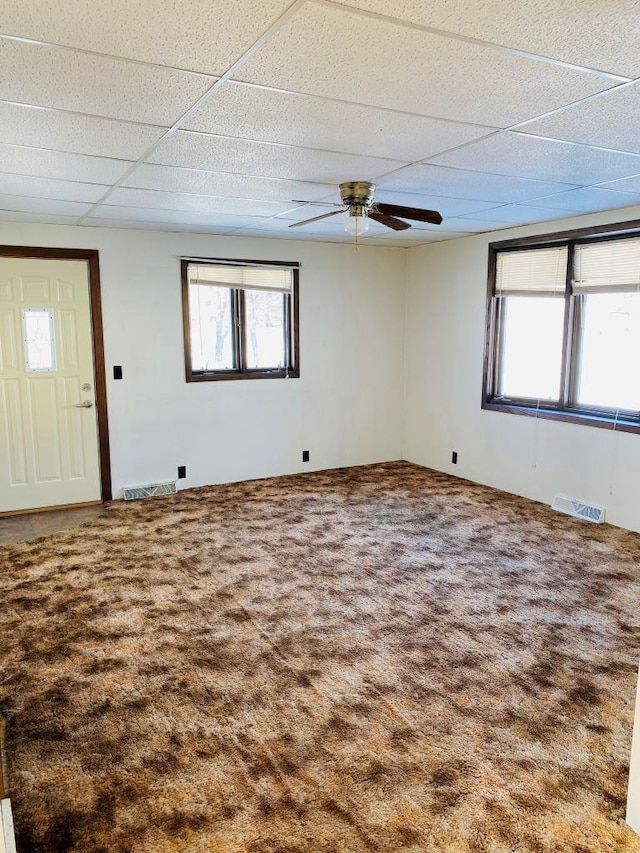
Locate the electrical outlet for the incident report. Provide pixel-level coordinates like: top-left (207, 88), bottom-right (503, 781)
top-left (451, 451), bottom-right (458, 464)
top-left (302, 450), bottom-right (310, 463)
top-left (177, 465), bottom-right (186, 479)
top-left (113, 365), bottom-right (123, 380)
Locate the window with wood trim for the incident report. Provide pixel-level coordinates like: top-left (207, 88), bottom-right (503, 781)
top-left (182, 258), bottom-right (299, 382)
top-left (484, 229), bottom-right (640, 433)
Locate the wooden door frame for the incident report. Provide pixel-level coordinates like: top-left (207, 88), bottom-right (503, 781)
top-left (0, 245), bottom-right (112, 502)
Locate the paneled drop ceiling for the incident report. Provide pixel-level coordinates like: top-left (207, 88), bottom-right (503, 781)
top-left (1, 0), bottom-right (640, 246)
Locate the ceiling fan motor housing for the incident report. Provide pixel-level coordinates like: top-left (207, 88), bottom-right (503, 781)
top-left (339, 181), bottom-right (376, 208)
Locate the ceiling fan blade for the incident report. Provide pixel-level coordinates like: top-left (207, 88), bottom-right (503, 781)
top-left (288, 209), bottom-right (343, 228)
top-left (375, 203), bottom-right (443, 225)
top-left (368, 210), bottom-right (411, 231)
top-left (291, 200), bottom-right (343, 207)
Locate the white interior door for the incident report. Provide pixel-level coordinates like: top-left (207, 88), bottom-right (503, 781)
top-left (0, 257), bottom-right (102, 513)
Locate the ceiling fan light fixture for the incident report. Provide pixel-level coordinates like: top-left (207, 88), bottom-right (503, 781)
top-left (344, 205), bottom-right (369, 236)
top-left (289, 180), bottom-right (442, 240)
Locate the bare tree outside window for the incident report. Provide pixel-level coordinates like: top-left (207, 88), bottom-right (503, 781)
top-left (244, 289), bottom-right (286, 369)
top-left (189, 283), bottom-right (234, 371)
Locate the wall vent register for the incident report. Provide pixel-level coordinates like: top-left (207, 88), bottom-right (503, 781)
top-left (122, 481), bottom-right (177, 501)
top-left (551, 495), bottom-right (606, 524)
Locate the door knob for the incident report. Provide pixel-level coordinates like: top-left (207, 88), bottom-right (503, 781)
top-left (75, 400), bottom-right (94, 408)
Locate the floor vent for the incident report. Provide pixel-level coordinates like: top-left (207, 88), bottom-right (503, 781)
top-left (551, 494), bottom-right (605, 524)
top-left (122, 481), bottom-right (177, 501)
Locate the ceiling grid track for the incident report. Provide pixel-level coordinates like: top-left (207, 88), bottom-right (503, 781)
top-left (318, 0), bottom-right (632, 82)
top-left (0, 0), bottom-right (639, 242)
top-left (75, 0), bottom-right (311, 224)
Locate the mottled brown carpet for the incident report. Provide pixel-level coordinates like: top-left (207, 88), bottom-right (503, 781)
top-left (1, 462), bottom-right (639, 853)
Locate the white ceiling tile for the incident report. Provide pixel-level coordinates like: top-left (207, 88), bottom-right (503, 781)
top-left (459, 204), bottom-right (583, 225)
top-left (0, 39), bottom-right (211, 125)
top-left (107, 187), bottom-right (293, 216)
top-left (277, 223), bottom-right (354, 237)
top-left (83, 218), bottom-right (248, 235)
top-left (0, 173), bottom-right (108, 203)
top-left (423, 218), bottom-right (514, 233)
top-left (519, 84), bottom-right (640, 154)
top-left (378, 164), bottom-right (577, 203)
top-left (278, 204), bottom-right (343, 222)
top-left (429, 132), bottom-right (640, 185)
top-left (410, 218), bottom-right (506, 233)
top-left (232, 228), bottom-right (355, 243)
top-left (0, 0), bottom-right (293, 76)
top-left (0, 210), bottom-right (79, 225)
top-left (147, 130), bottom-right (407, 183)
top-left (236, 3), bottom-right (615, 127)
top-left (122, 164), bottom-right (336, 202)
top-left (0, 194), bottom-right (90, 216)
top-left (520, 186), bottom-right (640, 213)
top-left (92, 205), bottom-right (267, 229)
top-left (596, 175), bottom-right (640, 194)
top-left (373, 190), bottom-right (500, 217)
top-left (338, 0), bottom-right (640, 78)
top-left (233, 213), bottom-right (357, 235)
top-left (357, 239), bottom-right (419, 247)
top-left (224, 216), bottom-right (323, 232)
top-left (362, 229), bottom-right (471, 244)
top-left (230, 215), bottom-right (337, 234)
top-left (0, 143), bottom-right (131, 183)
top-left (0, 102), bottom-right (164, 160)
top-left (184, 82), bottom-right (496, 161)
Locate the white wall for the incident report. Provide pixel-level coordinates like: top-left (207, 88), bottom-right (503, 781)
top-left (0, 221), bottom-right (406, 497)
top-left (5, 203), bottom-right (640, 529)
top-left (403, 205), bottom-right (640, 533)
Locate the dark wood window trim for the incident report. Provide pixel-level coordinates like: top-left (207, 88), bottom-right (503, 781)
top-left (482, 219), bottom-right (640, 436)
top-left (0, 244), bottom-right (112, 500)
top-left (181, 258), bottom-right (300, 382)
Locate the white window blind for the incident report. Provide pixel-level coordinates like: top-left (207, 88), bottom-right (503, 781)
top-left (573, 237), bottom-right (640, 293)
top-left (188, 263), bottom-right (293, 293)
top-left (495, 247), bottom-right (567, 294)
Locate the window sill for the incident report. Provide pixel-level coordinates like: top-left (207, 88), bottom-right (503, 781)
top-left (482, 399), bottom-right (640, 435)
top-left (187, 369), bottom-right (299, 383)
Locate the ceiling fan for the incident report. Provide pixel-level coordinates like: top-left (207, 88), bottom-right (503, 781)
top-left (288, 181), bottom-right (443, 242)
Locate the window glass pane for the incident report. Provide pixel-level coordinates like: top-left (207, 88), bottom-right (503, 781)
top-left (23, 308), bottom-right (56, 372)
top-left (498, 296), bottom-right (565, 401)
top-left (189, 283), bottom-right (234, 371)
top-left (244, 289), bottom-right (286, 369)
top-left (576, 291), bottom-right (640, 411)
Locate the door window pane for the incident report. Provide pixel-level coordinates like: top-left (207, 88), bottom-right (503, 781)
top-left (189, 284), bottom-right (234, 371)
top-left (498, 296), bottom-right (565, 401)
top-left (23, 308), bottom-right (56, 372)
top-left (576, 291), bottom-right (640, 411)
top-left (244, 289), bottom-right (286, 369)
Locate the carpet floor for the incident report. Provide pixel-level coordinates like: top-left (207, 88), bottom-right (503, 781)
top-left (0, 462), bottom-right (639, 853)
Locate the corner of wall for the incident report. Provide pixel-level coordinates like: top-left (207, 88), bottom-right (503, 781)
top-left (400, 245), bottom-right (414, 463)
